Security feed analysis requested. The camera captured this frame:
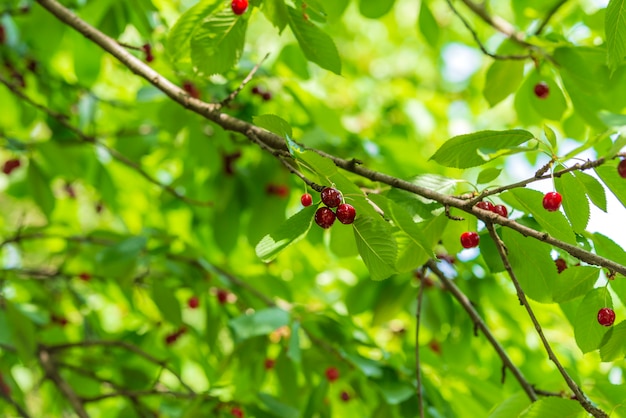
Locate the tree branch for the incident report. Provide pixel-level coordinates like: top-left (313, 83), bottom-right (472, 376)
top-left (485, 223), bottom-right (608, 418)
top-left (534, 0), bottom-right (569, 35)
top-left (425, 259), bottom-right (538, 402)
top-left (457, 0), bottom-right (530, 45)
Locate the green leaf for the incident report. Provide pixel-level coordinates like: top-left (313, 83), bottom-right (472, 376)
top-left (488, 392), bottom-right (531, 418)
top-left (526, 74), bottom-right (568, 121)
top-left (595, 160), bottom-right (626, 209)
top-left (297, 151), bottom-right (337, 177)
top-left (519, 397), bottom-right (587, 418)
top-left (253, 114), bottom-right (293, 139)
top-left (553, 266), bottom-right (600, 303)
top-left (258, 393), bottom-right (299, 418)
top-left (152, 280), bottom-right (182, 325)
top-left (599, 320), bottom-right (626, 361)
top-left (574, 171), bottom-right (607, 212)
top-left (302, 379), bottom-right (328, 418)
top-left (262, 0), bottom-right (289, 31)
top-left (591, 232), bottom-right (626, 268)
top-left (574, 287), bottom-right (612, 353)
top-left (479, 229), bottom-right (505, 273)
top-left (229, 308), bottom-right (290, 341)
top-left (255, 205), bottom-right (317, 262)
top-left (6, 302), bottom-right (36, 362)
top-left (501, 229), bottom-right (557, 303)
top-left (554, 172), bottom-right (590, 233)
top-left (166, 0), bottom-right (222, 63)
top-left (483, 60), bottom-right (525, 107)
top-left (287, 321), bottom-right (301, 363)
top-left (190, 8), bottom-right (248, 76)
top-left (353, 216), bottom-right (397, 281)
top-left (543, 125), bottom-right (557, 149)
top-left (429, 129), bottom-right (534, 168)
top-left (286, 6), bottom-right (341, 75)
top-left (27, 161), bottom-right (55, 220)
top-left (476, 167), bottom-right (502, 184)
top-left (418, 0), bottom-right (440, 47)
top-left (606, 0), bottom-right (626, 71)
top-left (599, 110), bottom-right (626, 127)
top-left (502, 189), bottom-right (577, 245)
top-left (359, 0), bottom-right (395, 18)
top-left (96, 236), bottom-right (147, 278)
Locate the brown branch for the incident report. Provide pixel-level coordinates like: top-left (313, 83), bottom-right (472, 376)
top-left (485, 223), bottom-right (608, 418)
top-left (425, 259), bottom-right (538, 402)
top-left (82, 388), bottom-right (200, 403)
top-left (534, 0), bottom-right (569, 35)
top-left (457, 0), bottom-right (530, 45)
top-left (218, 53), bottom-right (270, 109)
top-left (38, 347), bottom-right (89, 418)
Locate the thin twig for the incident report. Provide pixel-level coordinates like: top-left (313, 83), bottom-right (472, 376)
top-left (415, 267), bottom-right (427, 417)
top-left (485, 223), bottom-right (608, 418)
top-left (0, 389), bottom-right (32, 418)
top-left (534, 0), bottom-right (569, 35)
top-left (425, 259), bottom-right (538, 402)
top-left (457, 0), bottom-right (530, 45)
top-left (218, 53), bottom-right (270, 109)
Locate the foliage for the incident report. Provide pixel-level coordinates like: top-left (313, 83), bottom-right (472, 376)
top-left (0, 0), bottom-right (626, 417)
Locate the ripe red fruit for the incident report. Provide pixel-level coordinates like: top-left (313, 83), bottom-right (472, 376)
top-left (141, 43), bottom-right (154, 63)
top-left (251, 86), bottom-right (261, 95)
top-left (264, 358), bottom-right (275, 370)
top-left (325, 366), bottom-right (339, 382)
top-left (315, 207), bottom-right (336, 229)
top-left (188, 296), bottom-right (199, 309)
top-left (320, 187), bottom-right (342, 208)
top-left (2, 159), bottom-right (21, 175)
top-left (542, 192), bottom-right (562, 212)
top-left (460, 231), bottom-right (480, 249)
top-left (597, 308), bottom-right (615, 327)
top-left (165, 326), bottom-right (188, 344)
top-left (182, 81), bottom-right (201, 99)
top-left (0, 25), bottom-right (5, 44)
top-left (533, 81), bottom-right (549, 99)
top-left (78, 272), bottom-right (91, 281)
top-left (336, 203), bottom-right (356, 224)
top-left (492, 204), bottom-right (508, 218)
top-left (555, 258), bottom-right (567, 274)
top-left (301, 193), bottom-right (313, 207)
top-left (231, 0), bottom-right (248, 15)
top-left (266, 184), bottom-right (289, 198)
top-left (618, 160), bottom-right (626, 179)
top-left (475, 201), bottom-right (494, 212)
top-left (262, 92), bottom-right (272, 101)
top-left (340, 391), bottom-right (350, 402)
top-left (216, 289), bottom-right (229, 304)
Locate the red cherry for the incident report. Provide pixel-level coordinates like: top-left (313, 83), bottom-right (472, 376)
top-left (78, 272), bottom-right (91, 281)
top-left (597, 308), bottom-right (615, 327)
top-left (475, 201), bottom-right (494, 212)
top-left (188, 296), bottom-right (199, 309)
top-left (141, 43), bottom-right (154, 63)
top-left (262, 92), bottom-right (272, 101)
top-left (216, 289), bottom-right (229, 304)
top-left (164, 333), bottom-right (178, 345)
top-left (555, 258), bottom-right (567, 274)
top-left (320, 187), bottom-right (342, 208)
top-left (533, 82), bottom-right (549, 99)
top-left (492, 204), bottom-right (508, 218)
top-left (2, 159), bottom-right (21, 175)
top-left (340, 391), bottom-right (350, 402)
top-left (251, 86), bottom-right (261, 95)
top-left (542, 192), bottom-right (562, 212)
top-left (314, 207), bottom-right (336, 229)
top-left (0, 25), bottom-right (5, 44)
top-left (301, 193), bottom-right (313, 207)
top-left (264, 358), bottom-right (275, 370)
top-left (336, 203), bottom-right (356, 224)
top-left (618, 160), bottom-right (626, 179)
top-left (460, 232), bottom-right (480, 249)
top-left (266, 184), bottom-right (289, 198)
top-left (182, 81), bottom-right (201, 99)
top-left (325, 366), bottom-right (339, 382)
top-left (231, 0), bottom-right (248, 15)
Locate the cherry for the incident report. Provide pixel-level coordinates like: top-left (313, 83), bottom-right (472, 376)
top-left (182, 81), bottom-right (201, 99)
top-left (533, 82), bottom-right (549, 99)
top-left (264, 358), bottom-right (275, 370)
top-left (475, 201), bottom-right (494, 212)
top-left (300, 193), bottom-right (313, 207)
top-left (262, 92), bottom-right (272, 101)
top-left (492, 204), bottom-right (508, 218)
top-left (141, 43), bottom-right (154, 63)
top-left (2, 159), bottom-right (21, 175)
top-left (188, 296), bottom-right (199, 309)
top-left (78, 272), bottom-right (91, 281)
top-left (251, 86), bottom-right (261, 95)
top-left (618, 159), bottom-right (626, 179)
top-left (428, 340), bottom-right (442, 355)
top-left (0, 25), bottom-right (5, 44)
top-left (231, 407), bottom-right (244, 418)
top-left (542, 191), bottom-right (562, 212)
top-left (597, 308), bottom-right (615, 327)
top-left (165, 326), bottom-right (187, 345)
top-left (266, 184), bottom-right (289, 198)
top-left (325, 366), bottom-right (339, 382)
top-left (231, 0), bottom-right (248, 15)
top-left (555, 258), bottom-right (567, 274)
top-left (216, 289), bottom-right (229, 304)
top-left (340, 391), bottom-right (350, 402)
top-left (51, 314), bottom-right (68, 327)
top-left (222, 150), bottom-right (241, 176)
top-left (315, 207), bottom-right (336, 229)
top-left (460, 231), bottom-right (480, 249)
top-left (336, 203), bottom-right (356, 224)
top-left (320, 187), bottom-right (342, 208)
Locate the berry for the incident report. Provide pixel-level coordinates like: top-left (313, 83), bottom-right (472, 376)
top-left (165, 326), bottom-right (187, 345)
top-left (301, 193), bottom-right (313, 207)
top-left (264, 358), bottom-right (275, 370)
top-left (182, 81), bottom-right (201, 99)
top-left (475, 201), bottom-right (494, 212)
top-left (597, 308), bottom-right (615, 327)
top-left (492, 204), bottom-right (508, 218)
top-left (231, 0), bottom-right (248, 15)
top-left (26, 59), bottom-right (38, 73)
top-left (251, 86), bottom-right (261, 95)
top-left (460, 232), bottom-right (480, 249)
top-left (555, 258), bottom-right (567, 274)
top-left (325, 366), bottom-right (339, 382)
top-left (428, 340), bottom-right (442, 355)
top-left (216, 289), bottom-right (229, 304)
top-left (223, 151), bottom-right (242, 176)
top-left (188, 296), bottom-right (199, 309)
top-left (78, 272), bottom-right (91, 281)
top-left (266, 184), bottom-right (289, 198)
top-left (314, 207), bottom-right (336, 229)
top-left (141, 43), bottom-right (154, 63)
top-left (2, 159), bottom-right (21, 175)
top-left (320, 187), bottom-right (342, 208)
top-left (618, 160), bottom-right (626, 179)
top-left (0, 25), bottom-right (5, 44)
top-left (231, 407), bottom-right (244, 418)
top-left (533, 82), bottom-right (549, 99)
top-left (262, 92), bottom-right (272, 101)
top-left (340, 391), bottom-right (350, 402)
top-left (336, 203), bottom-right (356, 224)
top-left (542, 192), bottom-right (562, 212)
